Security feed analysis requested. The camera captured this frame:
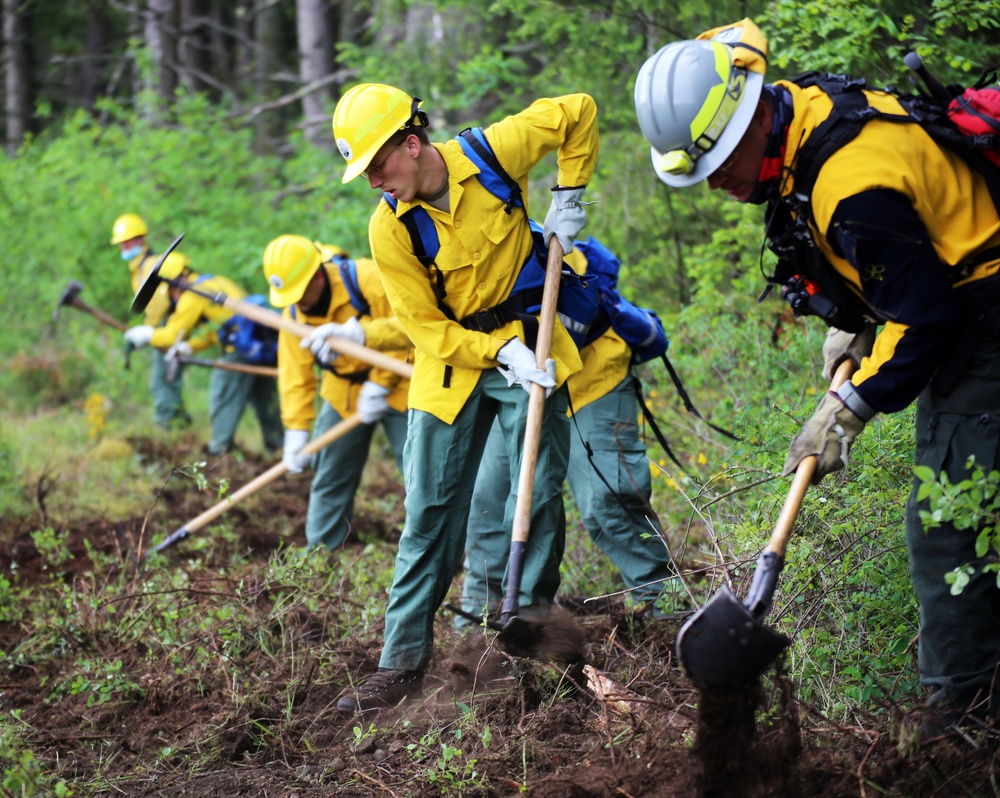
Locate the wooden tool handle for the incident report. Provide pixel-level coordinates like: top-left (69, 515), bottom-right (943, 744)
top-left (212, 293), bottom-right (414, 380)
top-left (766, 358), bottom-right (857, 556)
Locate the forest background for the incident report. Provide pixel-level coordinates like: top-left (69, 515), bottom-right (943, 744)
top-left (2, 0), bottom-right (1000, 794)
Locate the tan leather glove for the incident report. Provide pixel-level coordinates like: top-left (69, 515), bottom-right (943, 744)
top-left (783, 391), bottom-right (867, 483)
top-left (821, 324), bottom-right (876, 382)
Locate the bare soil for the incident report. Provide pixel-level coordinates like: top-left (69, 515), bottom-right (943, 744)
top-left (2, 436), bottom-right (999, 797)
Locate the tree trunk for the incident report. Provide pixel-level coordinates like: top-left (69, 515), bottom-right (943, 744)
top-left (296, 0), bottom-right (332, 147)
top-left (178, 0), bottom-right (213, 94)
top-left (2, 0), bottom-right (30, 155)
top-left (252, 0), bottom-right (284, 152)
top-left (142, 0), bottom-right (177, 120)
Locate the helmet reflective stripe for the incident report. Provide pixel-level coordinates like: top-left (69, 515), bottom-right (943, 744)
top-left (634, 39), bottom-right (764, 188)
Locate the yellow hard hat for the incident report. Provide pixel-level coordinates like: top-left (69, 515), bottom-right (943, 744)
top-left (158, 251), bottom-right (191, 281)
top-left (110, 213), bottom-right (149, 245)
top-left (262, 235), bottom-right (324, 308)
top-left (331, 83), bottom-right (426, 184)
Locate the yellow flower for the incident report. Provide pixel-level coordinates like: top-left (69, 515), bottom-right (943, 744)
top-left (696, 452), bottom-right (707, 465)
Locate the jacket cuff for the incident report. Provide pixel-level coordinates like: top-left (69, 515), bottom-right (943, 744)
top-left (836, 382), bottom-right (876, 422)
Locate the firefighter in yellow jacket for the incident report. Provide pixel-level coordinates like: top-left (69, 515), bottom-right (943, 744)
top-left (112, 213), bottom-right (191, 428)
top-left (262, 234), bottom-right (411, 551)
top-left (330, 83), bottom-right (599, 713)
top-left (123, 252), bottom-right (284, 455)
top-left (635, 18), bottom-right (1000, 732)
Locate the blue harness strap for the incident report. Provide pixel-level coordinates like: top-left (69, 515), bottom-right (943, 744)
top-left (333, 255), bottom-right (370, 317)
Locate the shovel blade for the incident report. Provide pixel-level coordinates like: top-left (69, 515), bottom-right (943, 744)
top-left (676, 586), bottom-right (790, 688)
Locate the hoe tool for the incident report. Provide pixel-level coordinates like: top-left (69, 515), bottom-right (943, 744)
top-left (131, 234), bottom-right (412, 380)
top-left (144, 413), bottom-right (364, 560)
top-left (53, 280), bottom-right (128, 332)
top-left (676, 359), bottom-right (856, 687)
top-left (495, 239), bottom-right (582, 663)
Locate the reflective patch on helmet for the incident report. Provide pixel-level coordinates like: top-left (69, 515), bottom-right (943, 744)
top-left (269, 275), bottom-right (284, 289)
top-left (337, 138), bottom-right (353, 161)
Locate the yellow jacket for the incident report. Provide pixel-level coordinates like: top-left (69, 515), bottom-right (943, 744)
top-left (128, 249), bottom-right (174, 327)
top-left (148, 272), bottom-right (245, 352)
top-left (369, 94), bottom-right (600, 423)
top-left (778, 79), bottom-right (1000, 411)
top-left (277, 257), bottom-right (411, 431)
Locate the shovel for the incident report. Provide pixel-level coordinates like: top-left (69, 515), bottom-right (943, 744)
top-left (495, 238), bottom-right (570, 660)
top-left (131, 234), bottom-right (413, 380)
top-left (52, 279), bottom-right (128, 332)
top-left (676, 359), bottom-right (856, 687)
top-left (144, 413), bottom-right (364, 560)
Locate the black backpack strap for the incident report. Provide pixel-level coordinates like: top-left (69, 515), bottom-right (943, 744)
top-left (631, 376), bottom-right (684, 470)
top-left (659, 355), bottom-right (740, 441)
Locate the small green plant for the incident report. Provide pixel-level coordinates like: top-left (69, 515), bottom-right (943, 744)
top-left (30, 527), bottom-right (73, 568)
top-left (407, 727), bottom-right (484, 795)
top-left (916, 457), bottom-right (1000, 594)
top-left (0, 711), bottom-right (74, 796)
top-left (51, 658), bottom-right (144, 708)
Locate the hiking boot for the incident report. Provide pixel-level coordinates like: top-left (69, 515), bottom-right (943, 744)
top-left (336, 668), bottom-right (424, 714)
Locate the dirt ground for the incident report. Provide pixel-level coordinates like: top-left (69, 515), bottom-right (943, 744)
top-left (2, 436), bottom-right (999, 797)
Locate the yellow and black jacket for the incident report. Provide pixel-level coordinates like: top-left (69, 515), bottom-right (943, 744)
top-left (776, 78), bottom-right (1000, 415)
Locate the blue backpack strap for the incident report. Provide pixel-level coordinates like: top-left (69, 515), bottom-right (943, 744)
top-left (457, 127), bottom-right (523, 215)
top-left (381, 193), bottom-right (456, 323)
top-left (333, 255), bottom-right (370, 317)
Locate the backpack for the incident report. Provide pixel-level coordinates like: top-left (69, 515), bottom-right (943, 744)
top-left (764, 59), bottom-right (1000, 331)
top-left (218, 294), bottom-right (280, 366)
top-left (381, 127), bottom-right (601, 351)
top-left (574, 235), bottom-right (669, 364)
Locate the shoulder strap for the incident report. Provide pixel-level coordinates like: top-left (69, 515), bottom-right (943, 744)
top-left (334, 255), bottom-right (370, 317)
top-left (457, 127), bottom-right (524, 216)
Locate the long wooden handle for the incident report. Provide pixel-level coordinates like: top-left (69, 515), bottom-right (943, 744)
top-left (214, 294), bottom-right (413, 380)
top-left (766, 358), bottom-right (857, 556)
top-left (73, 299), bottom-right (129, 332)
top-left (510, 239), bottom-right (564, 546)
top-left (160, 414), bottom-right (364, 545)
top-left (179, 356), bottom-right (278, 378)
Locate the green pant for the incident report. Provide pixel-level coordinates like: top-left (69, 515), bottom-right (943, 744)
top-left (906, 336), bottom-right (1000, 713)
top-left (207, 352), bottom-right (284, 454)
top-left (150, 348), bottom-right (191, 429)
top-left (379, 368), bottom-right (570, 672)
top-left (306, 399), bottom-right (407, 550)
top-left (462, 374), bottom-right (673, 623)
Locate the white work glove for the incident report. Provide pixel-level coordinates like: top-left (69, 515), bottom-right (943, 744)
top-left (821, 324), bottom-right (876, 382)
top-left (282, 429), bottom-right (312, 474)
top-left (166, 339), bottom-right (193, 360)
top-left (542, 186), bottom-right (588, 255)
top-left (357, 381), bottom-right (391, 424)
top-left (495, 338), bottom-right (557, 398)
top-left (124, 325), bottom-right (154, 348)
top-left (782, 391), bottom-right (867, 483)
top-left (301, 317), bottom-right (366, 364)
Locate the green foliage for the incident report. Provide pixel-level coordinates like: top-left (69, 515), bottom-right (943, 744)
top-left (0, 712), bottom-right (74, 797)
top-left (916, 458), bottom-right (1000, 593)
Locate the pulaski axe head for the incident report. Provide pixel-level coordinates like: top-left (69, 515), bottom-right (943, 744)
top-left (130, 233), bottom-right (185, 315)
top-left (52, 280), bottom-right (85, 323)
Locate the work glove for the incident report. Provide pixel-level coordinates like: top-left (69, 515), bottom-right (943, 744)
top-left (301, 317), bottom-right (366, 364)
top-left (821, 324), bottom-right (876, 382)
top-left (166, 339), bottom-right (194, 360)
top-left (357, 381), bottom-right (391, 424)
top-left (783, 391), bottom-right (867, 484)
top-left (282, 429), bottom-right (312, 474)
top-left (543, 186), bottom-right (588, 255)
top-left (495, 338), bottom-right (557, 398)
top-left (123, 325), bottom-right (154, 348)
